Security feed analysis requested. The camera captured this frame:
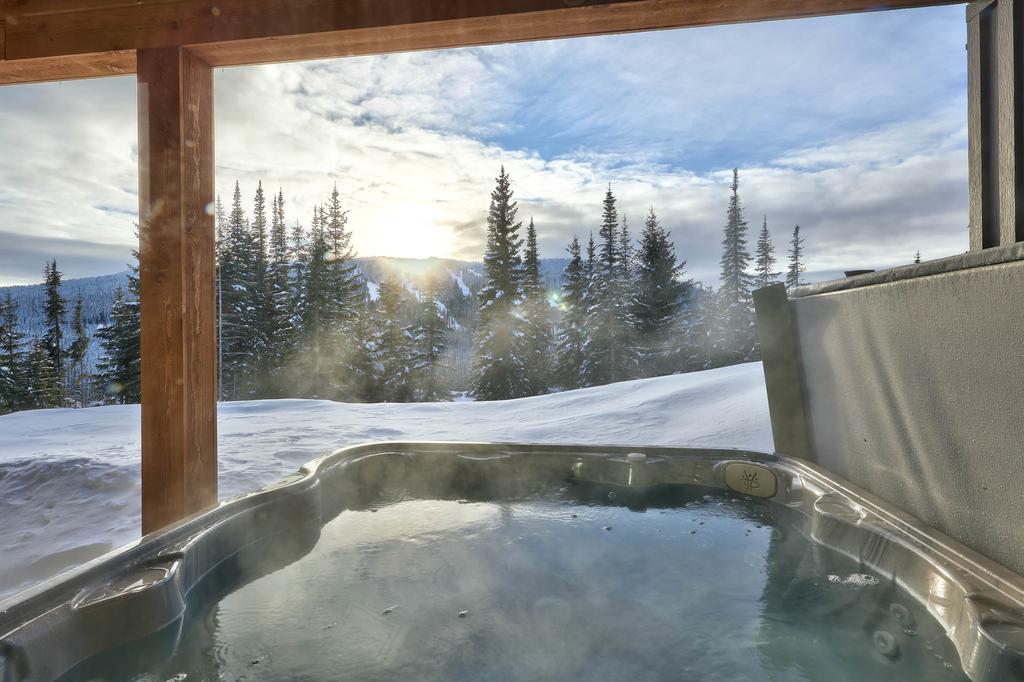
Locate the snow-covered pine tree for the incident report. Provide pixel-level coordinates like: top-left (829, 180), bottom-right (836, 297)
top-left (619, 215), bottom-right (635, 283)
top-left (712, 169), bottom-right (757, 365)
top-left (250, 181), bottom-right (273, 385)
top-left (323, 185), bottom-right (365, 398)
top-left (345, 300), bottom-right (382, 403)
top-left (521, 218), bottom-right (552, 395)
top-left (94, 286), bottom-right (141, 404)
top-left (24, 337), bottom-right (63, 409)
top-left (324, 184), bottom-right (362, 326)
top-left (471, 166), bottom-right (530, 400)
top-left (633, 207), bottom-right (690, 377)
top-left (261, 189), bottom-right (294, 395)
top-left (914, 250), bottom-right (921, 265)
top-left (215, 196), bottom-right (227, 263)
top-left (219, 181), bottom-right (259, 399)
top-left (785, 224), bottom-right (806, 289)
top-left (66, 294), bottom-right (92, 407)
top-left (754, 215), bottom-right (779, 290)
top-left (288, 217), bottom-right (309, 361)
top-left (581, 185), bottom-right (639, 386)
top-left (412, 274), bottom-right (451, 401)
top-left (554, 236), bottom-right (588, 390)
top-left (576, 231), bottom-right (599, 385)
top-left (0, 293), bottom-right (26, 413)
top-left (375, 275), bottom-right (414, 402)
top-left (585, 231), bottom-right (596, 284)
top-left (41, 260), bottom-right (66, 393)
top-left (291, 205), bottom-right (331, 398)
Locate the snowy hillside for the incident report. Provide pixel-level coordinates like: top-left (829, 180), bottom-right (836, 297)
top-left (0, 257), bottom-right (569, 387)
top-left (0, 362), bottom-right (770, 600)
top-left (0, 271), bottom-right (130, 372)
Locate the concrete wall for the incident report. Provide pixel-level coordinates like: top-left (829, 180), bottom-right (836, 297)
top-left (763, 248), bottom-right (1024, 576)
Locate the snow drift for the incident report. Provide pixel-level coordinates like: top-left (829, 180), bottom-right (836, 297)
top-left (0, 362), bottom-right (770, 600)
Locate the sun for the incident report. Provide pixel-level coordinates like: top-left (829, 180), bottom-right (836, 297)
top-left (359, 203), bottom-right (456, 259)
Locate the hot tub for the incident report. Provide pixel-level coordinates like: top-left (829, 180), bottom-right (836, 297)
top-left (1, 443), bottom-right (1022, 681)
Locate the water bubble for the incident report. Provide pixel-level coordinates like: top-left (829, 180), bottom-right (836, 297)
top-left (873, 630), bottom-right (899, 659)
top-left (890, 603), bottom-right (915, 627)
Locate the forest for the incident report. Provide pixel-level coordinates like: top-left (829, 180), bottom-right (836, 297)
top-left (0, 167), bottom-right (808, 413)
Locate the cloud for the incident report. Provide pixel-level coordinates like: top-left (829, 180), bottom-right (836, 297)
top-left (0, 5), bottom-right (967, 287)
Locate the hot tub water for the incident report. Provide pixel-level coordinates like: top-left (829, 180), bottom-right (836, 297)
top-left (61, 484), bottom-right (968, 682)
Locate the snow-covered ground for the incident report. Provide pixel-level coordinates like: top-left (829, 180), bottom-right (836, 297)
top-left (0, 362), bottom-right (771, 601)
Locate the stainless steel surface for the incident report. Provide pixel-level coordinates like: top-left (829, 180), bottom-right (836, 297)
top-left (1, 442), bottom-right (1022, 681)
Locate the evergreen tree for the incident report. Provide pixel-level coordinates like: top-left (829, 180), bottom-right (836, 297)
top-left (785, 224), bottom-right (806, 289)
top-left (288, 217), bottom-right (309, 361)
top-left (219, 181), bottom-right (259, 398)
top-left (471, 166), bottom-right (530, 400)
top-left (754, 215), bottom-right (779, 290)
top-left (95, 286), bottom-right (141, 404)
top-left (24, 337), bottom-right (62, 409)
top-left (412, 274), bottom-right (450, 401)
top-left (215, 196), bottom-right (227, 261)
top-left (633, 207), bottom-right (690, 377)
top-left (250, 181), bottom-right (272, 381)
top-left (346, 302), bottom-right (383, 403)
top-left (376, 275), bottom-right (414, 402)
top-left (215, 195), bottom-right (227, 398)
top-left (581, 185), bottom-right (638, 385)
top-left (66, 294), bottom-right (92, 407)
top-left (521, 218), bottom-right (552, 395)
top-left (554, 236), bottom-right (588, 389)
top-left (41, 260), bottom-right (66, 392)
top-left (292, 205), bottom-right (332, 398)
top-left (914, 250), bottom-right (922, 265)
top-left (713, 169), bottom-right (756, 364)
top-left (324, 184), bottom-right (363, 326)
top-left (619, 215), bottom-right (635, 282)
top-left (585, 231), bottom-right (597, 284)
top-left (261, 189), bottom-right (294, 395)
top-left (322, 186), bottom-right (365, 398)
top-left (0, 294), bottom-right (26, 413)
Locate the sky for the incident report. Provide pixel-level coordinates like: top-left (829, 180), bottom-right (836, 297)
top-left (0, 5), bottom-right (969, 286)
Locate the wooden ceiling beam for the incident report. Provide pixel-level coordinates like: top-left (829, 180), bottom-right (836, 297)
top-left (2, 0), bottom-right (963, 85)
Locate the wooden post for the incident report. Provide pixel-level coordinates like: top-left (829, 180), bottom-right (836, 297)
top-left (967, 0), bottom-right (1022, 250)
top-left (137, 46), bottom-right (217, 535)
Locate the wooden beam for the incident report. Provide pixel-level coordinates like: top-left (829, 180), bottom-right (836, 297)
top-left (137, 46), bottom-right (217, 534)
top-left (0, 51), bottom-right (135, 85)
top-left (968, 0), bottom-right (1022, 250)
top-left (2, 0), bottom-right (963, 84)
